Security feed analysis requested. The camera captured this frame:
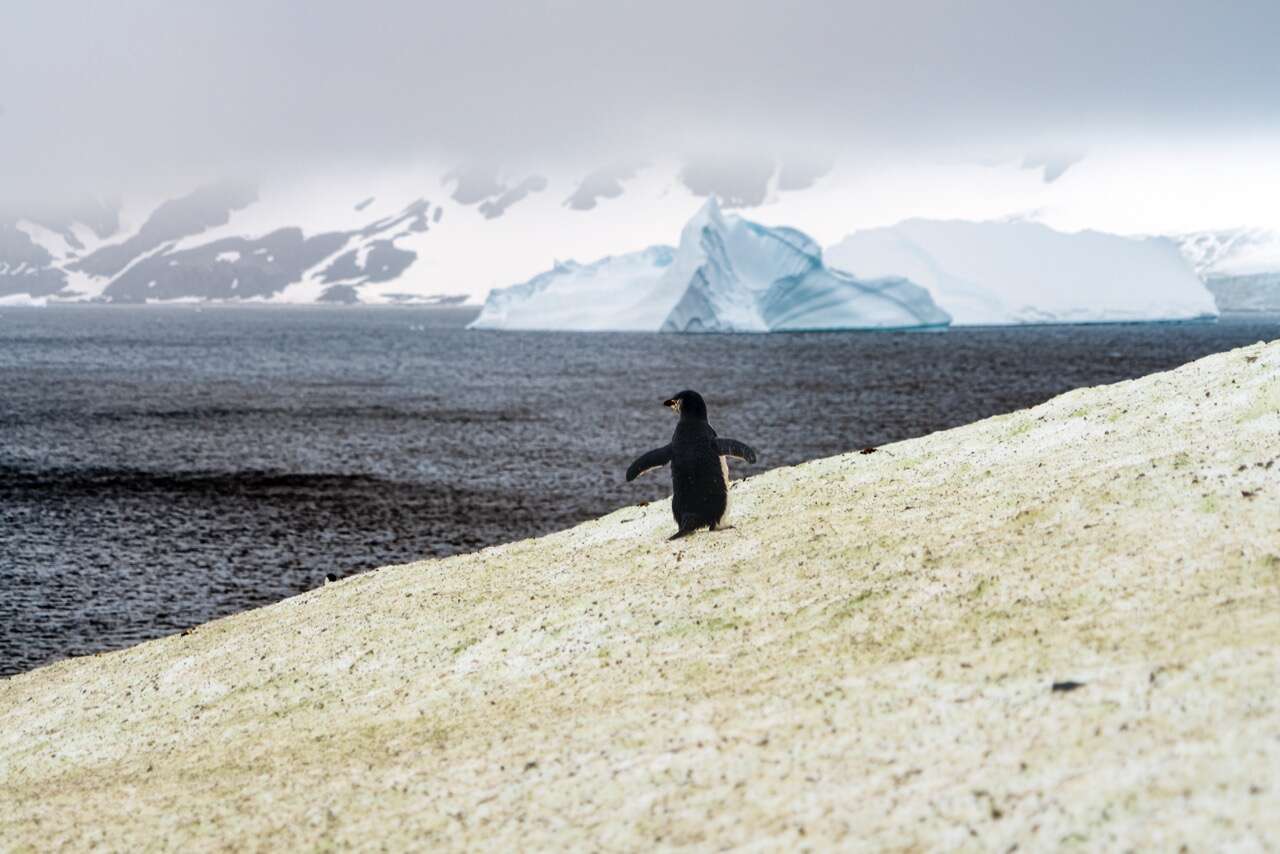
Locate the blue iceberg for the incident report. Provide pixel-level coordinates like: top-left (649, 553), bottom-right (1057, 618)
top-left (469, 199), bottom-right (950, 332)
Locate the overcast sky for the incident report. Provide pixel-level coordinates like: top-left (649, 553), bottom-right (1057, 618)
top-left (4, 0), bottom-right (1279, 208)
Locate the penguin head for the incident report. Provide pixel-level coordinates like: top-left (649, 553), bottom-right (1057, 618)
top-left (663, 390), bottom-right (707, 420)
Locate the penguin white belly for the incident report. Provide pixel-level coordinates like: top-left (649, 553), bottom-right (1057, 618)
top-left (719, 455), bottom-right (730, 523)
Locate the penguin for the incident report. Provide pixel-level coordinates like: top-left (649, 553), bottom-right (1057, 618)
top-left (625, 390), bottom-right (758, 540)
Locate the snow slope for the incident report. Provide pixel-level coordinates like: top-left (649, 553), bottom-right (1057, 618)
top-left (469, 199), bottom-right (950, 333)
top-left (4, 341), bottom-right (1278, 850)
top-left (828, 219), bottom-right (1218, 325)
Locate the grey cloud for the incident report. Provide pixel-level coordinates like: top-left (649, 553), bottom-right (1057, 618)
top-left (678, 155), bottom-right (832, 207)
top-left (20, 198), bottom-right (120, 249)
top-left (444, 166), bottom-right (547, 218)
top-left (478, 176), bottom-right (548, 219)
top-left (777, 158), bottom-right (834, 192)
top-left (444, 166), bottom-right (508, 206)
top-left (3, 1), bottom-right (1280, 205)
top-left (564, 161), bottom-right (645, 210)
top-left (1022, 150), bottom-right (1086, 184)
top-left (679, 156), bottom-right (776, 208)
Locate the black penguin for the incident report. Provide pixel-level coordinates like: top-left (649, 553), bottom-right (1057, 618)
top-left (625, 390), bottom-right (758, 540)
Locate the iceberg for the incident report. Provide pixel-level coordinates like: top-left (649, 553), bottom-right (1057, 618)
top-left (1172, 228), bottom-right (1280, 279)
top-left (469, 199), bottom-right (950, 332)
top-left (827, 220), bottom-right (1219, 326)
top-left (1171, 229), bottom-right (1280, 314)
top-left (466, 247), bottom-right (681, 332)
top-left (0, 293), bottom-right (49, 307)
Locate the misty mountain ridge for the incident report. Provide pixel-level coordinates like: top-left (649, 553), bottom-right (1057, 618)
top-left (3, 160), bottom-right (1279, 314)
top-left (0, 159), bottom-right (828, 307)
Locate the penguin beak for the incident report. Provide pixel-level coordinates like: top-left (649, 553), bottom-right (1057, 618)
top-left (663, 397), bottom-right (680, 413)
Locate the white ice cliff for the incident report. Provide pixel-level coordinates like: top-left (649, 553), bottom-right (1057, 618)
top-left (1171, 229), bottom-right (1280, 314)
top-left (826, 219), bottom-right (1218, 326)
top-left (468, 200), bottom-right (951, 332)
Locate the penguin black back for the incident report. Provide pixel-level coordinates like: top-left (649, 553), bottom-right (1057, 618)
top-left (625, 390), bottom-right (758, 540)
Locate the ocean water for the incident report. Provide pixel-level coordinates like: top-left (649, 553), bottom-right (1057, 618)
top-left (2, 305), bottom-right (1277, 676)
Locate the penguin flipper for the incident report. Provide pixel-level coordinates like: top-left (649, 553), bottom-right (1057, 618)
top-left (716, 438), bottom-right (758, 464)
top-left (626, 445), bottom-right (672, 482)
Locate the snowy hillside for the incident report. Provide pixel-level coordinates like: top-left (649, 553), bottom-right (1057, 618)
top-left (827, 220), bottom-right (1218, 325)
top-left (469, 199), bottom-right (950, 333)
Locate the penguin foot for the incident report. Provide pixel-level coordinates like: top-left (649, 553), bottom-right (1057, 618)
top-left (669, 514), bottom-right (704, 540)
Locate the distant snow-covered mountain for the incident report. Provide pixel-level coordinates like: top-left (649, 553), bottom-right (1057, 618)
top-left (2, 158), bottom-right (1269, 321)
top-left (469, 199), bottom-right (950, 333)
top-left (1, 181), bottom-right (445, 305)
top-left (0, 159), bottom-right (831, 306)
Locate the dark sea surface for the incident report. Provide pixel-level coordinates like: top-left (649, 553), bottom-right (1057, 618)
top-left (2, 305), bottom-right (1278, 676)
